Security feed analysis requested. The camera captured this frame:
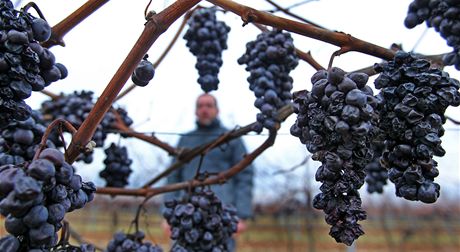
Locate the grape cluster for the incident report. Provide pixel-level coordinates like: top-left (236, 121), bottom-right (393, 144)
top-left (0, 110), bottom-right (56, 166)
top-left (105, 231), bottom-right (163, 252)
top-left (0, 0), bottom-right (67, 128)
top-left (0, 235), bottom-right (20, 251)
top-left (404, 0), bottom-right (460, 69)
top-left (99, 143), bottom-right (132, 188)
top-left (131, 55), bottom-right (155, 87)
top-left (374, 51), bottom-right (460, 203)
top-left (238, 29), bottom-right (299, 132)
top-left (163, 187), bottom-right (239, 251)
top-left (290, 68), bottom-right (377, 245)
top-left (50, 243), bottom-right (96, 252)
top-left (40, 91), bottom-right (133, 163)
top-left (0, 148), bottom-right (96, 251)
top-left (364, 134), bottom-right (388, 194)
top-left (183, 7), bottom-right (230, 92)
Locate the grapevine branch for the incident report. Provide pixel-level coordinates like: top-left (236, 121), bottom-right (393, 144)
top-left (64, 0), bottom-right (201, 164)
top-left (116, 7), bottom-right (196, 101)
top-left (206, 0), bottom-right (396, 61)
top-left (253, 23), bottom-right (324, 70)
top-left (96, 129), bottom-right (277, 197)
top-left (141, 104), bottom-right (294, 188)
top-left (295, 48), bottom-right (325, 71)
top-left (42, 0), bottom-right (110, 48)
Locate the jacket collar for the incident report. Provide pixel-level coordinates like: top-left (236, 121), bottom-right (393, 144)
top-left (196, 118), bottom-right (221, 130)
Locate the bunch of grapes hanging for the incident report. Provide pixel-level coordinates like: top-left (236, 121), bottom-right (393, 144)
top-left (0, 148), bottom-right (96, 251)
top-left (183, 7), bottom-right (230, 92)
top-left (99, 143), bottom-right (132, 188)
top-left (374, 51), bottom-right (460, 203)
top-left (105, 231), bottom-right (163, 252)
top-left (0, 110), bottom-right (56, 166)
top-left (163, 186), bottom-right (239, 251)
top-left (238, 29), bottom-right (299, 132)
top-left (40, 91), bottom-right (133, 163)
top-left (291, 67), bottom-right (377, 245)
top-left (0, 0), bottom-right (67, 128)
top-left (404, 0), bottom-right (460, 69)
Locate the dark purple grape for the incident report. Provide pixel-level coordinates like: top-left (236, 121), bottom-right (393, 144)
top-left (0, 235), bottom-right (20, 252)
top-left (132, 56), bottom-right (155, 87)
top-left (22, 205), bottom-right (48, 228)
top-left (31, 18), bottom-right (51, 42)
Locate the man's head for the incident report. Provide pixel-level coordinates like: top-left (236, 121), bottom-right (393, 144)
top-left (196, 93), bottom-right (219, 126)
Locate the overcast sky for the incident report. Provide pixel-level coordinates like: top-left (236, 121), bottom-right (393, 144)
top-left (20, 0), bottom-right (460, 204)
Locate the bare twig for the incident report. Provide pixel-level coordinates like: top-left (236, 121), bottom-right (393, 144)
top-left (265, 0), bottom-right (327, 30)
top-left (285, 0), bottom-right (318, 10)
top-left (64, 0), bottom-right (201, 164)
top-left (42, 0), bottom-right (110, 48)
top-left (272, 155), bottom-right (311, 175)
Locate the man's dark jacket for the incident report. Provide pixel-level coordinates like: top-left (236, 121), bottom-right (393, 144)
top-left (165, 119), bottom-right (254, 219)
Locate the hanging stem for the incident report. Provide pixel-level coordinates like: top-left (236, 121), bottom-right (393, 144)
top-left (144, 0), bottom-right (153, 18)
top-left (193, 154), bottom-right (206, 179)
top-left (132, 197), bottom-right (149, 233)
top-left (22, 2), bottom-right (47, 20)
top-left (33, 119), bottom-right (77, 161)
top-left (64, 0), bottom-right (201, 164)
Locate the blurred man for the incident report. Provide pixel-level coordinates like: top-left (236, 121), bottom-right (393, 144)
top-left (163, 93), bottom-right (254, 251)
